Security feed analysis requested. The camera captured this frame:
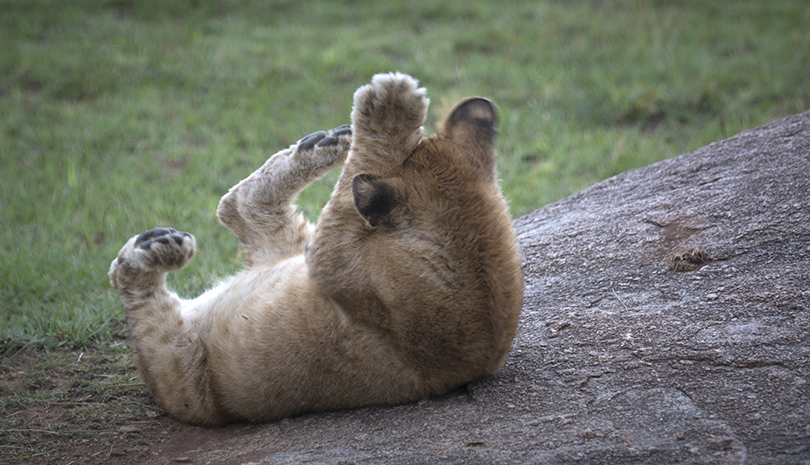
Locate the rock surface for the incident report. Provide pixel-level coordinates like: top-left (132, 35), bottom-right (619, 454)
top-left (141, 111), bottom-right (810, 464)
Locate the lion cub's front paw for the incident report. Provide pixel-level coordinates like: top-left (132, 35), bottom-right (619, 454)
top-left (121, 227), bottom-right (196, 272)
top-left (350, 73), bottom-right (427, 159)
top-left (352, 72), bottom-right (427, 137)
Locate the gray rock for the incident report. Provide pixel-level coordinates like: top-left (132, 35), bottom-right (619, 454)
top-left (512, 109), bottom-right (809, 465)
top-left (152, 111), bottom-right (810, 464)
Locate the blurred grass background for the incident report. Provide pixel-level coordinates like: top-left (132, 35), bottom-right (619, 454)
top-left (1, 0), bottom-right (808, 348)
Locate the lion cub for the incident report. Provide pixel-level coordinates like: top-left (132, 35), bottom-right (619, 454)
top-left (109, 73), bottom-right (523, 425)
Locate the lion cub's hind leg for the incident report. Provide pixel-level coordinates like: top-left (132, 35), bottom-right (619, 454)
top-left (108, 227), bottom-right (195, 354)
top-left (217, 125), bottom-right (351, 266)
top-left (109, 227), bottom-right (224, 425)
top-left (109, 227), bottom-right (195, 301)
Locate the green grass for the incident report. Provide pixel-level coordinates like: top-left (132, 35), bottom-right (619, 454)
top-left (1, 0), bottom-right (808, 348)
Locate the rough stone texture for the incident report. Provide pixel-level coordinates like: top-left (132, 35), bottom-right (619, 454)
top-left (508, 109), bottom-right (810, 464)
top-left (139, 111), bottom-right (810, 464)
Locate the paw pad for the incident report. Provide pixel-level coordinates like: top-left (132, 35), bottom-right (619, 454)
top-left (297, 131), bottom-right (328, 152)
top-left (136, 227), bottom-right (191, 251)
top-left (123, 227), bottom-right (195, 271)
top-left (297, 125), bottom-right (352, 152)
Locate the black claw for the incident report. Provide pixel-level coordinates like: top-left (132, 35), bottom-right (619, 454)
top-left (332, 124), bottom-right (352, 137)
top-left (136, 227), bottom-right (176, 246)
top-left (317, 136), bottom-right (337, 147)
top-left (298, 131), bottom-right (327, 152)
top-left (135, 228), bottom-right (190, 250)
top-left (136, 230), bottom-right (153, 245)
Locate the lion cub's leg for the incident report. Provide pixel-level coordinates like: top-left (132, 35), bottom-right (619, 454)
top-left (108, 228), bottom-right (224, 424)
top-left (109, 227), bottom-right (195, 302)
top-left (217, 125), bottom-right (351, 266)
top-left (349, 72), bottom-right (428, 172)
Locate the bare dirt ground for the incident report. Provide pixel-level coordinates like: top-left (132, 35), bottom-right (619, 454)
top-left (1, 347), bottom-right (260, 465)
top-left (1, 346), bottom-right (484, 464)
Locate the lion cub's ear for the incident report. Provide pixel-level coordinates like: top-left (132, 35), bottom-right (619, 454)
top-left (352, 174), bottom-right (394, 227)
top-left (443, 98), bottom-right (497, 177)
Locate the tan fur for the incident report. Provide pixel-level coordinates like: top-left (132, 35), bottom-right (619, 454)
top-left (109, 73), bottom-right (523, 425)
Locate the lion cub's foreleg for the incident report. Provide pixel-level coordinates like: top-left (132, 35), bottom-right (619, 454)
top-left (216, 125), bottom-right (351, 266)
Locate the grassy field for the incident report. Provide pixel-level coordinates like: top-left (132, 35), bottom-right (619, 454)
top-left (2, 0), bottom-right (809, 347)
top-left (1, 0), bottom-right (808, 461)
top-left (2, 0), bottom-right (809, 349)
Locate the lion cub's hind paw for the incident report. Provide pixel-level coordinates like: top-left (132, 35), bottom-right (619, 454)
top-left (130, 227), bottom-right (195, 272)
top-left (290, 124), bottom-right (352, 171)
top-left (297, 124), bottom-right (352, 153)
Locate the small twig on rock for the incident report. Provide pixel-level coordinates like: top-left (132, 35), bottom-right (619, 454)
top-left (612, 288), bottom-right (629, 311)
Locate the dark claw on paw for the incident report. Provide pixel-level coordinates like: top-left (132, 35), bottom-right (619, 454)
top-left (332, 124), bottom-right (352, 137)
top-left (135, 228), bottom-right (189, 250)
top-left (298, 131), bottom-right (327, 152)
top-left (136, 227), bottom-right (177, 247)
top-left (317, 136), bottom-right (337, 147)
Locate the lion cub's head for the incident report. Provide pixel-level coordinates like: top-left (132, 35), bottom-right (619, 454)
top-left (307, 73), bottom-right (523, 384)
